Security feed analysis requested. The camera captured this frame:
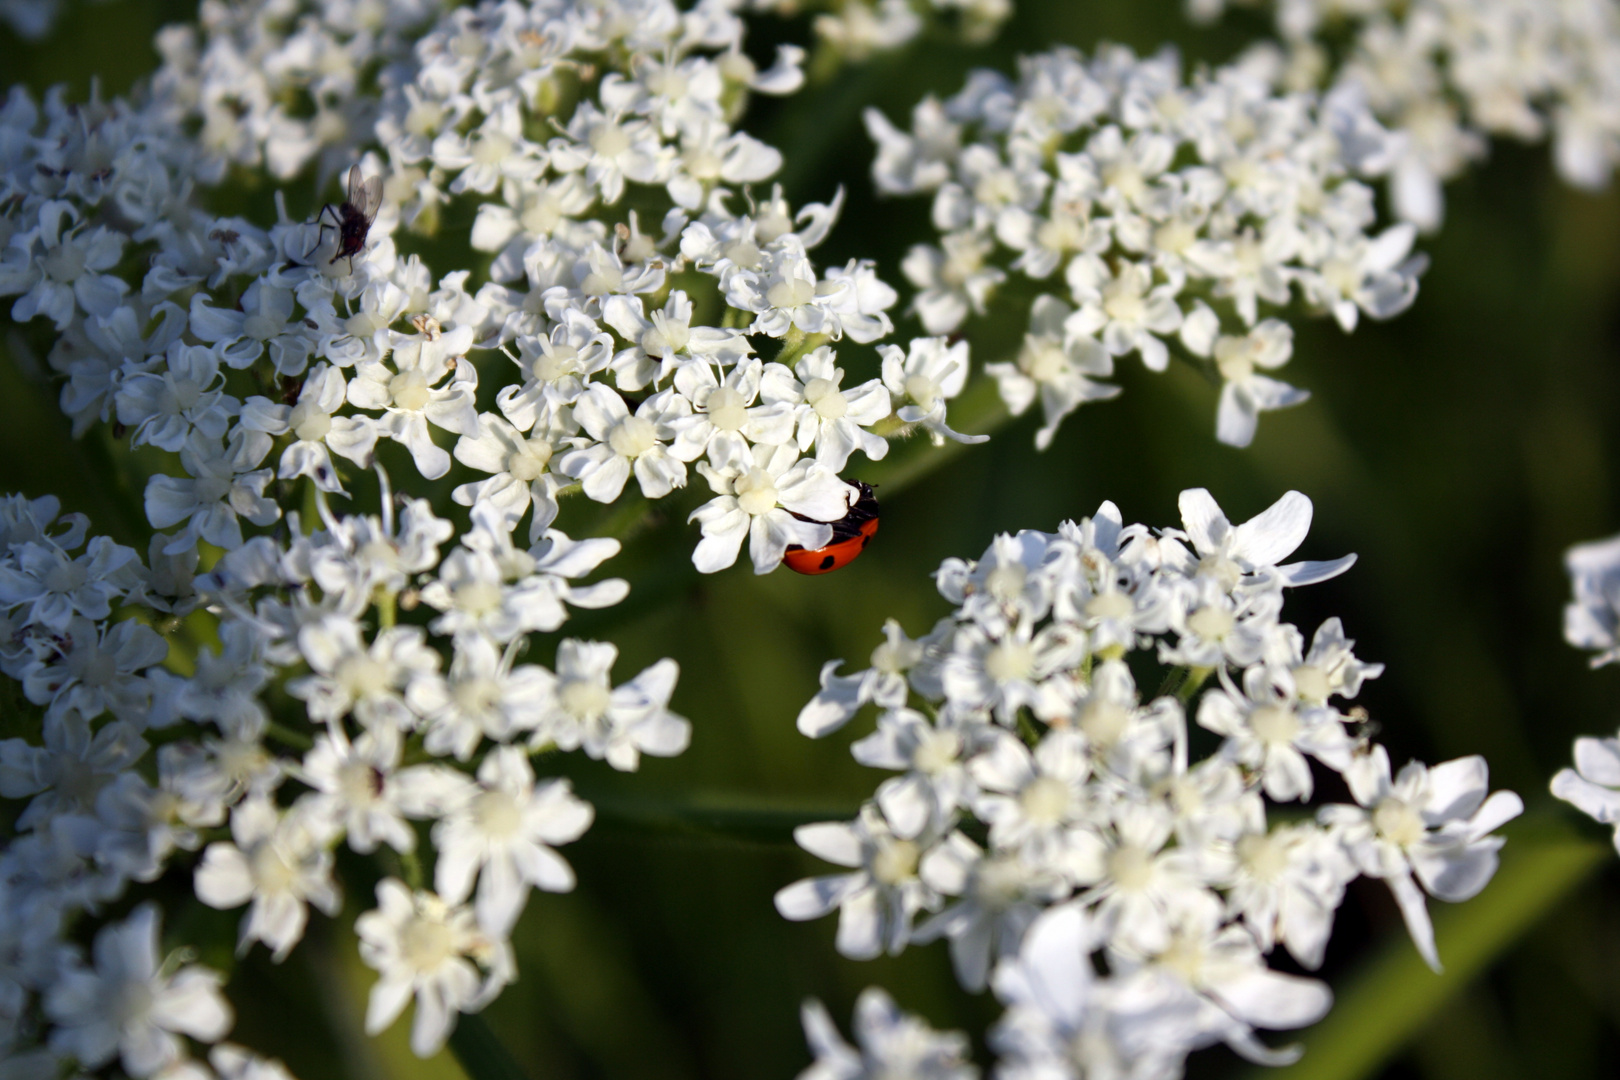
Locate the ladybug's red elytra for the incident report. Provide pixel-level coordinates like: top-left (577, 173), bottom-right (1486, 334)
top-left (784, 480), bottom-right (880, 576)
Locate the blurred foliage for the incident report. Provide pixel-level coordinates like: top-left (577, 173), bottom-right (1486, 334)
top-left (7, 1), bottom-right (1620, 1079)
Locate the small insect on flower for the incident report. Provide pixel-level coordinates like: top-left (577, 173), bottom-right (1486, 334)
top-left (312, 164), bottom-right (383, 272)
top-left (785, 480), bottom-right (881, 575)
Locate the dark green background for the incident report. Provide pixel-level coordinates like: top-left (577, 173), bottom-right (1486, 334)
top-left (5, 1), bottom-right (1620, 1078)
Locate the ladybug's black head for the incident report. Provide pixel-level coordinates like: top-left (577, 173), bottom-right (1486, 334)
top-left (846, 480), bottom-right (880, 523)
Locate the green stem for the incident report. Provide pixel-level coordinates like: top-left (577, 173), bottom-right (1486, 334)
top-left (584, 791), bottom-right (860, 844)
top-left (1177, 666), bottom-right (1213, 703)
top-left (775, 329), bottom-right (829, 369)
top-left (448, 1012), bottom-right (532, 1080)
top-left (1016, 710), bottom-right (1044, 749)
top-left (1155, 665), bottom-right (1190, 700)
top-left (265, 720), bottom-right (313, 751)
top-left (376, 590), bottom-right (397, 631)
top-left (397, 847), bottom-right (424, 891)
top-left (594, 492), bottom-right (656, 544)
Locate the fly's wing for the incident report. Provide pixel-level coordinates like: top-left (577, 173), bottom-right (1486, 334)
top-left (357, 175), bottom-right (384, 219)
top-left (344, 164), bottom-right (365, 207)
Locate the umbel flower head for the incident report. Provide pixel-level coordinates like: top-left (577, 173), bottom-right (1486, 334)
top-left (781, 488), bottom-right (1521, 1077)
top-left (0, 0), bottom-right (996, 1067)
top-left (866, 42), bottom-right (1434, 450)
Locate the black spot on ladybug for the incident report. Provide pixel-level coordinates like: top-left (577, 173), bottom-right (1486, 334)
top-left (861, 536), bottom-right (870, 548)
top-left (820, 555), bottom-right (836, 570)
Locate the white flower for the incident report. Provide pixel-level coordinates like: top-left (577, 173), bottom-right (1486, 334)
top-left (865, 97), bottom-right (961, 196)
top-left (1322, 748), bottom-right (1523, 971)
top-left (0, 200), bottom-right (128, 330)
top-left (879, 336), bottom-right (987, 447)
top-left (1222, 821), bottom-right (1354, 970)
top-left (939, 618), bottom-right (1084, 724)
top-left (287, 618), bottom-right (438, 732)
top-left (730, 250), bottom-right (849, 339)
top-left (1065, 257), bottom-right (1183, 373)
top-left (550, 101), bottom-right (671, 205)
top-left (821, 258), bottom-right (899, 344)
top-left (1176, 487), bottom-right (1355, 593)
top-left (989, 901), bottom-right (1203, 1079)
top-left (529, 639), bottom-right (690, 772)
top-left (814, 0), bottom-right (924, 60)
top-left (915, 835), bottom-right (1066, 992)
top-left (306, 494), bottom-right (452, 613)
top-left (189, 280), bottom-right (312, 374)
top-left (1563, 532), bottom-right (1620, 666)
top-left (451, 410), bottom-right (575, 542)
top-left (408, 635), bottom-right (553, 761)
top-left (143, 431), bottom-right (280, 556)
top-left (1552, 729), bottom-right (1620, 854)
top-left (688, 443), bottom-right (855, 575)
top-left (346, 325), bottom-right (480, 481)
top-left (761, 346), bottom-right (891, 472)
top-left (238, 364), bottom-right (378, 494)
top-left (115, 342), bottom-right (237, 453)
top-left (44, 904), bottom-right (232, 1077)
top-left (852, 705), bottom-right (976, 832)
top-left (559, 384), bottom-right (689, 502)
top-left (1198, 665), bottom-right (1356, 802)
top-left (901, 232), bottom-right (1004, 334)
top-left (668, 118), bottom-right (783, 209)
top-left (355, 879), bottom-right (513, 1058)
top-left (0, 534), bottom-right (136, 633)
top-left (986, 294), bottom-right (1118, 451)
top-left (798, 988), bottom-right (977, 1080)
top-left (1298, 224), bottom-right (1426, 333)
top-left (603, 289), bottom-right (751, 392)
top-left (431, 101), bottom-right (546, 196)
top-left (1286, 616), bottom-right (1384, 705)
top-left (432, 747), bottom-right (594, 935)
top-left (0, 711), bottom-right (145, 828)
top-left (797, 619), bottom-right (928, 738)
top-left (1180, 312), bottom-right (1308, 448)
top-left (295, 726), bottom-right (427, 855)
top-left (417, 547), bottom-right (564, 644)
top-left (193, 796), bottom-right (341, 962)
top-left (21, 614), bottom-right (167, 721)
top-left (775, 803), bottom-right (946, 960)
top-left (669, 357), bottom-right (795, 466)
top-left (970, 728), bottom-right (1106, 876)
top-left (1116, 899), bottom-right (1334, 1067)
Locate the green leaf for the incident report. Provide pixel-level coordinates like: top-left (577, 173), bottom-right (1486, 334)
top-left (1243, 828), bottom-right (1607, 1080)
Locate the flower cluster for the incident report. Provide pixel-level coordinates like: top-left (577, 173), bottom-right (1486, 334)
top-left (1189, 0), bottom-right (1620, 230)
top-left (0, 479), bottom-right (686, 1073)
top-left (0, 0), bottom-right (1000, 1069)
top-left (865, 44), bottom-right (1426, 450)
top-left (780, 489), bottom-right (1522, 1076)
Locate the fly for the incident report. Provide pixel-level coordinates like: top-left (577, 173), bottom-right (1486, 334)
top-left (311, 164), bottom-right (383, 272)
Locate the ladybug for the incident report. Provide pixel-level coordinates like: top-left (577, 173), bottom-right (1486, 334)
top-left (784, 481), bottom-right (881, 575)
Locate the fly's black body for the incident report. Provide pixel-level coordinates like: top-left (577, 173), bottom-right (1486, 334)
top-left (312, 164), bottom-right (383, 272)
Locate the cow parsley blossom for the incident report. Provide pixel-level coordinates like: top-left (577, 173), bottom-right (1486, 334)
top-left (1189, 0), bottom-right (1620, 229)
top-left (865, 44), bottom-right (1428, 449)
top-left (779, 488), bottom-right (1521, 1076)
top-left (0, 0), bottom-right (1002, 1072)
